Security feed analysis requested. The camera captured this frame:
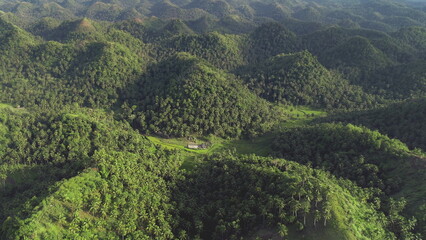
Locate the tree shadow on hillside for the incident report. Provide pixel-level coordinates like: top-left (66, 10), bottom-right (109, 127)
top-left (0, 163), bottom-right (77, 235)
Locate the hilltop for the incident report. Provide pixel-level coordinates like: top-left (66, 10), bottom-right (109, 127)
top-left (123, 52), bottom-right (277, 138)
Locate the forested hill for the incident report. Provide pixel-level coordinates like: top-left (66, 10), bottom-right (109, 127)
top-left (0, 103), bottom-right (415, 239)
top-left (323, 98), bottom-right (426, 151)
top-left (2, 0), bottom-right (426, 32)
top-left (0, 0), bottom-right (426, 239)
top-left (237, 51), bottom-right (379, 109)
top-left (122, 52), bottom-right (277, 138)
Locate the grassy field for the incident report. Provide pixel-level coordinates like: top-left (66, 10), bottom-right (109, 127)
top-left (146, 106), bottom-right (327, 169)
top-left (277, 105), bottom-right (327, 128)
top-left (0, 103), bottom-right (27, 113)
top-left (0, 103), bottom-right (12, 109)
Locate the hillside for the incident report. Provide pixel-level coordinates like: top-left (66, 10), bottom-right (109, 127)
top-left (41, 18), bottom-right (100, 42)
top-left (247, 22), bottom-right (299, 63)
top-left (0, 18), bottom-right (37, 52)
top-left (325, 98), bottom-right (426, 151)
top-left (319, 36), bottom-right (393, 78)
top-left (272, 123), bottom-right (426, 238)
top-left (1, 0), bottom-right (425, 33)
top-left (393, 26), bottom-right (426, 55)
top-left (367, 61), bottom-right (426, 99)
top-left (0, 39), bottom-right (146, 108)
top-left (123, 52), bottom-right (277, 138)
top-left (173, 153), bottom-right (394, 240)
top-left (0, 19), bottom-right (150, 109)
top-left (160, 31), bottom-right (246, 69)
top-left (0, 106), bottom-right (409, 239)
top-left (0, 106), bottom-right (181, 239)
top-left (238, 51), bottom-right (378, 109)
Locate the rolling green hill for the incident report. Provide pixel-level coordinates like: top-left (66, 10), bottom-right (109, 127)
top-left (0, 18), bottom-right (37, 52)
top-left (123, 52), bottom-right (277, 138)
top-left (238, 51), bottom-right (378, 109)
top-left (0, 106), bottom-right (181, 239)
top-left (247, 22), bottom-right (299, 63)
top-left (0, 106), bottom-right (410, 239)
top-left (173, 152), bottom-right (394, 240)
top-left (393, 26), bottom-right (426, 55)
top-left (160, 31), bottom-right (246, 69)
top-left (0, 0), bottom-right (425, 33)
top-left (272, 123), bottom-right (426, 238)
top-left (319, 36), bottom-right (393, 77)
top-left (0, 19), bottom-right (150, 109)
top-left (325, 98), bottom-right (426, 151)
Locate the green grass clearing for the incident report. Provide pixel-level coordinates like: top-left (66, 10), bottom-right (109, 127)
top-left (277, 105), bottom-right (327, 128)
top-left (146, 106), bottom-right (327, 170)
top-left (0, 103), bottom-right (28, 113)
top-left (0, 103), bottom-right (11, 109)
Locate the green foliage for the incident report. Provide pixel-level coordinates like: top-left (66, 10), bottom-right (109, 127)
top-left (272, 123), bottom-right (410, 191)
top-left (0, 106), bottom-right (181, 239)
top-left (149, 1), bottom-right (211, 21)
top-left (301, 26), bottom-right (415, 69)
top-left (1, 115), bottom-right (402, 239)
top-left (367, 61), bottom-right (426, 99)
top-left (393, 26), bottom-right (426, 55)
top-left (43, 18), bottom-right (103, 42)
top-left (0, 0), bottom-right (425, 34)
top-left (160, 32), bottom-right (246, 70)
top-left (239, 51), bottom-right (379, 109)
top-left (186, 0), bottom-right (233, 18)
top-left (0, 18), bottom-right (37, 52)
top-left (173, 152), bottom-right (392, 239)
top-left (247, 22), bottom-right (299, 63)
top-left (124, 52), bottom-right (277, 138)
top-left (2, 149), bottom-right (179, 239)
top-left (325, 98), bottom-right (426, 151)
top-left (0, 22), bottom-right (147, 109)
top-left (272, 123), bottom-right (425, 238)
top-left (319, 36), bottom-right (393, 76)
top-left (0, 107), bottom-right (156, 166)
